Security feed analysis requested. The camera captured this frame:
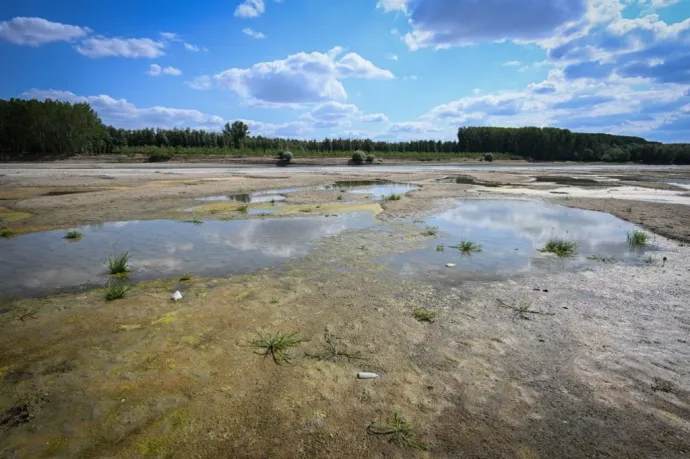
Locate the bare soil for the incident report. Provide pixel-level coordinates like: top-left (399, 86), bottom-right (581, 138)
top-left (1, 163), bottom-right (689, 458)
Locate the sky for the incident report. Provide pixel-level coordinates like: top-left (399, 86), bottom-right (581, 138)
top-left (1, 0), bottom-right (689, 143)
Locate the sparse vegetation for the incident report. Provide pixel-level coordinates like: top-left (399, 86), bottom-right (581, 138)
top-left (246, 331), bottom-right (308, 365)
top-left (627, 230), bottom-right (648, 248)
top-left (269, 296), bottom-right (279, 304)
top-left (306, 330), bottom-right (365, 362)
top-left (413, 308), bottom-right (438, 323)
top-left (436, 244), bottom-right (445, 252)
top-left (385, 193), bottom-right (403, 201)
top-left (425, 225), bottom-right (439, 236)
top-left (236, 205), bottom-right (249, 214)
top-left (497, 298), bottom-right (555, 320)
top-left (179, 273), bottom-right (192, 281)
top-left (540, 239), bottom-right (578, 258)
top-left (64, 230), bottom-right (83, 241)
top-left (1, 228), bottom-right (18, 238)
top-left (644, 255), bottom-right (655, 264)
top-left (183, 217), bottom-right (204, 224)
top-left (367, 412), bottom-right (427, 450)
top-left (105, 281), bottom-right (130, 301)
top-left (587, 255), bottom-right (615, 263)
top-left (107, 252), bottom-right (130, 275)
top-left (450, 240), bottom-right (483, 256)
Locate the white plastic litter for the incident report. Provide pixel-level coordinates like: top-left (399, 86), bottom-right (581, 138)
top-left (357, 372), bottom-right (380, 379)
top-left (446, 263), bottom-right (456, 268)
top-left (171, 291), bottom-right (183, 301)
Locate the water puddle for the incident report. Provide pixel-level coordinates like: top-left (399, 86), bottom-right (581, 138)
top-left (386, 199), bottom-right (650, 283)
top-left (0, 213), bottom-right (376, 297)
top-left (195, 181), bottom-right (419, 203)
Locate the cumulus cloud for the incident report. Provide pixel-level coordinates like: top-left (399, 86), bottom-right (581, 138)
top-left (146, 64), bottom-right (182, 76)
top-left (300, 102), bottom-right (360, 128)
top-left (235, 0), bottom-right (265, 18)
top-left (386, 54), bottom-right (399, 61)
top-left (76, 36), bottom-right (166, 58)
top-left (394, 0), bottom-right (588, 50)
top-left (188, 47), bottom-right (394, 107)
top-left (243, 28), bottom-right (266, 39)
top-left (0, 17), bottom-right (90, 46)
top-left (362, 113), bottom-right (389, 123)
top-left (376, 0), bottom-right (408, 13)
top-left (503, 60), bottom-right (522, 67)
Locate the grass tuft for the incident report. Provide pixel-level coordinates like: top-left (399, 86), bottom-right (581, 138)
top-left (436, 244), bottom-right (445, 252)
top-left (627, 230), bottom-right (648, 248)
top-left (236, 205), bottom-right (249, 214)
top-left (540, 239), bottom-right (577, 258)
top-left (424, 226), bottom-right (439, 236)
top-left (246, 331), bottom-right (308, 365)
top-left (306, 330), bottom-right (365, 362)
top-left (183, 217), bottom-right (203, 225)
top-left (450, 240), bottom-right (483, 257)
top-left (413, 308), bottom-right (438, 323)
top-left (105, 281), bottom-right (130, 301)
top-left (367, 412), bottom-right (427, 450)
top-left (1, 228), bottom-right (18, 238)
top-left (643, 254), bottom-right (655, 264)
top-left (587, 255), bottom-right (615, 263)
top-left (107, 252), bottom-right (130, 275)
top-left (64, 230), bottom-right (83, 241)
top-left (179, 273), bottom-right (192, 281)
top-left (384, 193), bottom-right (403, 201)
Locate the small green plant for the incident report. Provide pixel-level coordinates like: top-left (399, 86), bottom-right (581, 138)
top-left (587, 255), bottom-right (615, 263)
top-left (497, 298), bottom-right (555, 321)
top-left (306, 330), bottom-right (365, 362)
top-left (450, 240), bottom-right (483, 256)
top-left (179, 273), bottom-right (192, 281)
top-left (236, 205), bottom-right (249, 214)
top-left (279, 151), bottom-right (293, 163)
top-left (1, 228), bottom-right (18, 238)
top-left (351, 150), bottom-right (366, 164)
top-left (246, 331), bottom-right (308, 365)
top-left (183, 217), bottom-right (204, 224)
top-left (269, 296), bottom-right (279, 304)
top-left (367, 412), bottom-right (427, 450)
top-left (643, 255), bottom-right (655, 264)
top-left (385, 193), bottom-right (402, 201)
top-left (413, 308), bottom-right (438, 323)
top-left (425, 226), bottom-right (439, 236)
top-left (436, 244), bottom-right (445, 252)
top-left (365, 153), bottom-right (376, 163)
top-left (64, 230), bottom-right (83, 241)
top-left (105, 281), bottom-right (130, 301)
top-left (107, 252), bottom-right (130, 275)
top-left (484, 153), bottom-right (494, 162)
top-left (627, 230), bottom-right (648, 248)
top-left (540, 239), bottom-right (577, 258)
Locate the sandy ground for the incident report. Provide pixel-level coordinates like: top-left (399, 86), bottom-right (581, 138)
top-left (1, 163), bottom-right (690, 458)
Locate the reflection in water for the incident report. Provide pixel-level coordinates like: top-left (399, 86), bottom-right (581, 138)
top-left (388, 199), bottom-right (646, 282)
top-left (0, 214), bottom-right (375, 297)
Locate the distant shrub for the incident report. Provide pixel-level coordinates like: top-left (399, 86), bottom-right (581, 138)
top-left (280, 151), bottom-right (293, 162)
top-left (149, 152), bottom-right (173, 162)
top-left (484, 153), bottom-right (494, 162)
top-left (352, 150), bottom-right (365, 164)
top-left (365, 153), bottom-right (375, 163)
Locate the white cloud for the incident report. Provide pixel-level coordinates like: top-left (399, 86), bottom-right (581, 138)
top-left (76, 36), bottom-right (166, 58)
top-left (0, 17), bottom-right (90, 46)
top-left (300, 101), bottom-right (360, 128)
top-left (362, 113), bottom-right (389, 123)
top-left (386, 54), bottom-right (399, 61)
top-left (503, 60), bottom-right (522, 67)
top-left (235, 0), bottom-right (265, 18)
top-left (391, 28), bottom-right (400, 36)
top-left (243, 28), bottom-right (267, 39)
top-left (377, 0), bottom-right (408, 13)
top-left (160, 32), bottom-right (179, 41)
top-left (147, 64), bottom-right (182, 76)
top-left (189, 47), bottom-right (394, 107)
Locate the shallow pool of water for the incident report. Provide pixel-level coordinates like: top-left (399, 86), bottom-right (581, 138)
top-left (0, 213), bottom-right (376, 297)
top-left (387, 199), bottom-right (650, 283)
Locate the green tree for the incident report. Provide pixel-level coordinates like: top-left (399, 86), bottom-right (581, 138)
top-left (224, 121), bottom-right (249, 149)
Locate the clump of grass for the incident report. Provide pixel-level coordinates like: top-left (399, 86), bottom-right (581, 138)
top-left (1, 228), bottom-right (18, 238)
top-left (425, 226), bottom-right (439, 236)
top-left (246, 331), bottom-right (308, 365)
top-left (306, 330), bottom-right (365, 362)
top-left (269, 296), bottom-right (279, 304)
top-left (183, 217), bottom-right (203, 224)
top-left (413, 308), bottom-right (438, 323)
top-left (587, 255), bottom-right (615, 263)
top-left (450, 240), bottom-right (483, 257)
top-left (107, 252), bottom-right (130, 275)
top-left (436, 244), bottom-right (445, 252)
top-left (105, 281), bottom-right (130, 301)
top-left (367, 412), bottom-right (427, 450)
top-left (539, 239), bottom-right (577, 258)
top-left (179, 273), bottom-right (192, 281)
top-left (64, 230), bottom-right (83, 241)
top-left (627, 230), bottom-right (648, 248)
top-left (385, 193), bottom-right (403, 201)
top-left (236, 205), bottom-right (249, 214)
top-left (643, 254), bottom-right (655, 264)
top-left (497, 298), bottom-right (555, 321)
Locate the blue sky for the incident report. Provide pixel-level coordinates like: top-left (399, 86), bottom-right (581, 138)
top-left (1, 0), bottom-right (689, 142)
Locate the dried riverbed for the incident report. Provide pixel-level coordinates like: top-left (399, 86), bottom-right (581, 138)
top-left (1, 163), bottom-right (689, 458)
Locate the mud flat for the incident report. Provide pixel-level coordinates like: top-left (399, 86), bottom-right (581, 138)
top-left (1, 163), bottom-right (689, 458)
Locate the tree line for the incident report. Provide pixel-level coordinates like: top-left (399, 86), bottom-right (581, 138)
top-left (1, 97), bottom-right (689, 164)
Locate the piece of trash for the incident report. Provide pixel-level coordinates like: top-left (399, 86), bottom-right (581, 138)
top-left (357, 372), bottom-right (379, 379)
top-left (171, 291), bottom-right (183, 301)
top-left (446, 263), bottom-right (456, 268)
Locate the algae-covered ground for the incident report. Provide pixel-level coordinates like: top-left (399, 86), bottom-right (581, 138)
top-left (1, 164), bottom-right (689, 458)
